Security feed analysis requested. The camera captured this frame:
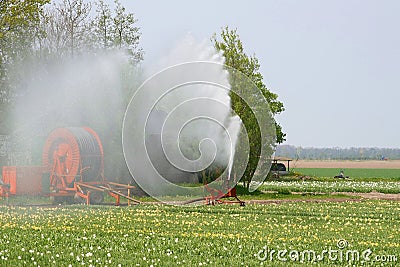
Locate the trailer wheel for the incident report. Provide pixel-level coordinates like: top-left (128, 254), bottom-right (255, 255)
top-left (89, 191), bottom-right (104, 204)
top-left (51, 196), bottom-right (65, 204)
top-left (66, 196), bottom-right (76, 204)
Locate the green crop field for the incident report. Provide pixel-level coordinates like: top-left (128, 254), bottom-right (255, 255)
top-left (0, 202), bottom-right (399, 266)
top-left (262, 167), bottom-right (400, 194)
top-left (293, 168), bottom-right (400, 180)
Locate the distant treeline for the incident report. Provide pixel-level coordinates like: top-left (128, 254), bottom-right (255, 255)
top-left (275, 145), bottom-right (400, 160)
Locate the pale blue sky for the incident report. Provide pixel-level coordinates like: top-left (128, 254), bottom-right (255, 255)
top-left (112, 0), bottom-right (400, 148)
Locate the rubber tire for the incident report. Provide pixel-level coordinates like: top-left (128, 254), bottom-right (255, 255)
top-left (51, 196), bottom-right (65, 204)
top-left (89, 192), bottom-right (104, 205)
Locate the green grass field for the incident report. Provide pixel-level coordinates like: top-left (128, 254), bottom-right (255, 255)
top-left (1, 167), bottom-right (399, 266)
top-left (0, 202), bottom-right (399, 266)
top-left (293, 168), bottom-right (400, 180)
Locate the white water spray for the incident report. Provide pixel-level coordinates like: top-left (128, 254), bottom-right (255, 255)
top-left (123, 35), bottom-right (244, 200)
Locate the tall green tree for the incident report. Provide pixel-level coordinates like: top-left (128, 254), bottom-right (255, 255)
top-left (91, 0), bottom-right (143, 63)
top-left (82, 0), bottom-right (143, 180)
top-left (0, 0), bottom-right (143, 180)
top-left (212, 27), bottom-right (286, 188)
top-left (0, 0), bottom-right (49, 132)
top-left (112, 0), bottom-right (143, 63)
top-left (38, 0), bottom-right (92, 58)
top-left (92, 0), bottom-right (113, 49)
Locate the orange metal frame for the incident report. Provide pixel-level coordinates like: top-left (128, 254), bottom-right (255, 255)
top-left (47, 181), bottom-right (140, 206)
top-left (42, 127), bottom-right (140, 205)
top-left (204, 181), bottom-right (245, 206)
top-left (0, 184), bottom-right (10, 198)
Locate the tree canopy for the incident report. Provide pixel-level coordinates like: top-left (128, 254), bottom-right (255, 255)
top-left (0, 0), bottom-right (49, 132)
top-left (0, 0), bottom-right (143, 180)
top-left (212, 27), bottom-right (286, 187)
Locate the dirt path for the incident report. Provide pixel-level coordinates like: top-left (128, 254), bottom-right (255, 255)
top-left (245, 198), bottom-right (363, 204)
top-left (2, 192), bottom-right (399, 207)
top-left (245, 192), bottom-right (400, 204)
top-left (339, 192), bottom-right (400, 201)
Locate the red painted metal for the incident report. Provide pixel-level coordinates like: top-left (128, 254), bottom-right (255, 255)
top-left (40, 127), bottom-right (139, 205)
top-left (204, 181), bottom-right (245, 206)
top-left (1, 166), bottom-right (44, 196)
top-left (0, 127), bottom-right (140, 205)
top-left (42, 127), bottom-right (104, 191)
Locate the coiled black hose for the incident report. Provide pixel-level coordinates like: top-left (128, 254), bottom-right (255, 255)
top-left (66, 127), bottom-right (102, 182)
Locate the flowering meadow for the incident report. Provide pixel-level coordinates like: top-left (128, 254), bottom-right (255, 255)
top-left (260, 180), bottom-right (400, 194)
top-left (0, 201), bottom-right (399, 266)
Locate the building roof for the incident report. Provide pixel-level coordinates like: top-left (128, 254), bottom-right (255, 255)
top-left (273, 157), bottom-right (293, 162)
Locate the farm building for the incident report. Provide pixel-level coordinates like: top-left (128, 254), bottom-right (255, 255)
top-left (270, 157), bottom-right (292, 175)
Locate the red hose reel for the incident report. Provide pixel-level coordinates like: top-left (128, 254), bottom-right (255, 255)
top-left (42, 127), bottom-right (104, 191)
